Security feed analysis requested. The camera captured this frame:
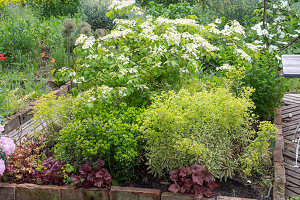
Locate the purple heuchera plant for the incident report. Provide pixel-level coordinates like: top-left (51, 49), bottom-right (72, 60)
top-left (70, 159), bottom-right (112, 189)
top-left (168, 164), bottom-right (218, 200)
top-left (36, 157), bottom-right (67, 186)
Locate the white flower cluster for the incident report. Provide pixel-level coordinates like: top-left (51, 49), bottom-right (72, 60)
top-left (235, 49), bottom-right (251, 62)
top-left (109, 0), bottom-right (135, 10)
top-left (139, 21), bottom-right (159, 41)
top-left (86, 54), bottom-right (98, 60)
top-left (268, 45), bottom-right (279, 53)
top-left (100, 85), bottom-right (113, 95)
top-left (251, 22), bottom-right (274, 39)
top-left (162, 27), bottom-right (182, 46)
top-left (245, 43), bottom-right (259, 51)
top-left (82, 37), bottom-right (95, 49)
top-left (114, 19), bottom-right (137, 28)
top-left (136, 84), bottom-right (149, 91)
top-left (208, 23), bottom-right (221, 34)
top-left (120, 68), bottom-right (138, 75)
top-left (150, 45), bottom-right (167, 55)
top-left (216, 64), bottom-right (232, 71)
top-left (155, 17), bottom-right (198, 27)
top-left (75, 34), bottom-right (88, 45)
top-left (273, 0), bottom-right (289, 9)
top-left (118, 87), bottom-right (127, 97)
top-left (194, 34), bottom-right (219, 52)
top-left (101, 29), bottom-right (133, 40)
top-left (222, 20), bottom-right (245, 36)
top-left (73, 77), bottom-right (85, 84)
top-left (117, 54), bottom-right (130, 65)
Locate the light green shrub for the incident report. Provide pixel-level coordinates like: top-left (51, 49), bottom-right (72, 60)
top-left (139, 86), bottom-right (276, 180)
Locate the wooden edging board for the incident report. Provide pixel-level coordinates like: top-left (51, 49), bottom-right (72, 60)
top-left (3, 82), bottom-right (71, 134)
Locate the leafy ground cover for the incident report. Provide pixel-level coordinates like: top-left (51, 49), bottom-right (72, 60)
top-left (0, 0), bottom-right (299, 199)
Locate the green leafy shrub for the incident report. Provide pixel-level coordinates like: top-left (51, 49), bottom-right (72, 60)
top-left (137, 0), bottom-right (194, 6)
top-left (243, 55), bottom-right (288, 120)
top-left (33, 91), bottom-right (89, 137)
top-left (79, 0), bottom-right (115, 30)
top-left (139, 87), bottom-right (276, 180)
top-left (27, 0), bottom-right (80, 18)
top-left (240, 122), bottom-right (276, 176)
top-left (146, 1), bottom-right (196, 19)
top-left (54, 102), bottom-right (143, 180)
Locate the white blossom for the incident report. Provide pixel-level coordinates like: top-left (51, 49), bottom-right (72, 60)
top-left (268, 45), bottom-right (279, 53)
top-left (109, 0), bottom-right (135, 10)
top-left (117, 54), bottom-right (130, 65)
top-left (215, 18), bottom-right (221, 24)
top-left (235, 49), bottom-right (251, 62)
top-left (216, 64), bottom-right (232, 71)
top-left (75, 34), bottom-right (88, 45)
top-left (82, 37), bottom-right (95, 49)
top-left (246, 43), bottom-right (259, 51)
top-left (100, 85), bottom-right (113, 95)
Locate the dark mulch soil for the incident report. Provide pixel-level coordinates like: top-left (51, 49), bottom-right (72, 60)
top-left (119, 170), bottom-right (271, 200)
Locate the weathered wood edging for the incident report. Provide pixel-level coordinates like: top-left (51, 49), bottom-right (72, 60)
top-left (273, 108), bottom-right (286, 200)
top-left (3, 82), bottom-right (71, 134)
top-left (0, 183), bottom-right (257, 200)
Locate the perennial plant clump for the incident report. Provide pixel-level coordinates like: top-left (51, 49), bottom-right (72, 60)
top-left (0, 124), bottom-right (16, 176)
top-left (139, 86), bottom-right (276, 180)
top-left (70, 159), bottom-right (112, 188)
top-left (169, 164), bottom-right (218, 199)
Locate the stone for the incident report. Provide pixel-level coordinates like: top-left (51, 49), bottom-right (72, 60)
top-left (273, 182), bottom-right (285, 200)
top-left (161, 192), bottom-right (195, 200)
top-left (0, 183), bottom-right (16, 200)
top-left (274, 162), bottom-right (286, 184)
top-left (109, 186), bottom-right (160, 200)
top-left (217, 197), bottom-right (257, 200)
top-left (16, 183), bottom-right (61, 200)
top-left (274, 108), bottom-right (282, 125)
top-left (275, 125), bottom-right (282, 135)
top-left (61, 186), bottom-right (109, 200)
top-left (275, 135), bottom-right (284, 150)
top-left (288, 113), bottom-right (293, 118)
top-left (273, 149), bottom-right (284, 162)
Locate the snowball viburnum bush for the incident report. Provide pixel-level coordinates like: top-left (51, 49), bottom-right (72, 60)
top-left (0, 124), bottom-right (16, 176)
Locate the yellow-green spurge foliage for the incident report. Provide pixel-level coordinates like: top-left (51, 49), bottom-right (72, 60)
top-left (33, 89), bottom-right (143, 180)
top-left (0, 0), bottom-right (25, 7)
top-left (139, 86), bottom-right (276, 180)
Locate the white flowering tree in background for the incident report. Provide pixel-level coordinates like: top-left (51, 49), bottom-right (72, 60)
top-left (251, 0), bottom-right (299, 53)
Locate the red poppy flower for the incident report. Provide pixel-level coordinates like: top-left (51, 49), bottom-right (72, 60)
top-left (50, 58), bottom-right (55, 63)
top-left (0, 54), bottom-right (3, 57)
top-left (0, 57), bottom-right (5, 61)
top-left (41, 53), bottom-right (45, 58)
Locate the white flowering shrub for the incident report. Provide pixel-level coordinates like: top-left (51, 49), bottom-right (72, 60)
top-left (250, 0), bottom-right (299, 53)
top-left (70, 0), bottom-right (273, 107)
